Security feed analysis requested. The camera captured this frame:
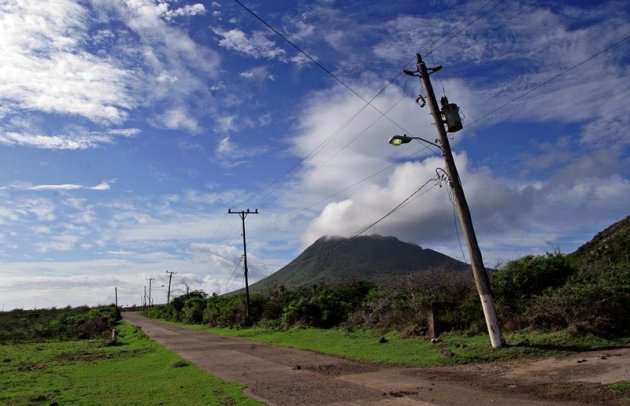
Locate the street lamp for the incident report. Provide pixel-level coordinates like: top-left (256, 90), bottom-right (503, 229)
top-left (388, 134), bottom-right (413, 145)
top-left (389, 134), bottom-right (442, 150)
top-left (388, 134), bottom-right (504, 347)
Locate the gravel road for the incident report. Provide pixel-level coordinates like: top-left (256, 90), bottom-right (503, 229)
top-left (123, 312), bottom-right (629, 405)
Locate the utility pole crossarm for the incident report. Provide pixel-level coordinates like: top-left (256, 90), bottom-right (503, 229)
top-left (413, 53), bottom-right (503, 348)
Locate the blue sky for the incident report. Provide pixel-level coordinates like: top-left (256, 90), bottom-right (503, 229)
top-left (1, 0), bottom-right (629, 310)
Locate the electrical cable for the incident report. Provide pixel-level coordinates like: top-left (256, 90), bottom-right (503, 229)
top-left (226, 0), bottom-right (505, 212)
top-left (447, 186), bottom-right (468, 263)
top-left (440, 0), bottom-right (538, 66)
top-left (214, 1), bottom-right (540, 271)
top-left (221, 255), bottom-right (244, 293)
top-left (256, 175), bottom-right (439, 270)
top-left (466, 33), bottom-right (630, 129)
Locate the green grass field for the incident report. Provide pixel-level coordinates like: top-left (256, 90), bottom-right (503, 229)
top-left (173, 322), bottom-right (630, 368)
top-left (0, 322), bottom-right (261, 406)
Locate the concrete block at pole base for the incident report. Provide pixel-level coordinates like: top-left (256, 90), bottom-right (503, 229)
top-left (426, 306), bottom-right (441, 339)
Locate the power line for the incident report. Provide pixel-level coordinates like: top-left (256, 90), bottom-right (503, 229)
top-left (232, 0), bottom-right (410, 134)
top-left (256, 175), bottom-right (439, 271)
top-left (440, 0), bottom-right (538, 66)
top-left (221, 255), bottom-right (244, 293)
top-left (425, 0), bottom-right (502, 58)
top-left (467, 33), bottom-right (630, 129)
top-left (227, 0), bottom-right (511, 216)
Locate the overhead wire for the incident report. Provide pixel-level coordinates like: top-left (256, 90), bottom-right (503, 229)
top-left (227, 0), bottom-right (507, 212)
top-left (254, 174), bottom-right (440, 269)
top-left (220, 255), bottom-right (244, 293)
top-left (440, 0), bottom-right (538, 66)
top-left (216, 0), bottom-right (533, 273)
top-left (212, 1), bottom-right (507, 266)
top-left (465, 32), bottom-right (630, 130)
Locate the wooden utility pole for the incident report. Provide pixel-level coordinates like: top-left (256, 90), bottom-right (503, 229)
top-left (410, 53), bottom-right (503, 348)
top-left (228, 208), bottom-right (258, 316)
top-left (147, 278), bottom-right (155, 307)
top-left (165, 271), bottom-right (177, 304)
top-left (115, 287), bottom-right (118, 309)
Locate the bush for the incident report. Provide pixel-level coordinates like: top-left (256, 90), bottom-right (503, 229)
top-left (527, 264), bottom-right (630, 336)
top-left (494, 253), bottom-right (576, 317)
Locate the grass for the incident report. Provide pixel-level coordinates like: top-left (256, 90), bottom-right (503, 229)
top-left (609, 381), bottom-right (630, 399)
top-left (167, 321), bottom-right (630, 368)
top-left (0, 322), bottom-right (261, 406)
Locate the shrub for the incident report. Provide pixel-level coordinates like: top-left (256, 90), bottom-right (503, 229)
top-left (494, 253), bottom-right (576, 316)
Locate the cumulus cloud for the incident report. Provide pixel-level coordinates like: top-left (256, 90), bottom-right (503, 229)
top-left (0, 0), bottom-right (135, 124)
top-left (301, 154), bottom-right (534, 247)
top-left (213, 28), bottom-right (286, 59)
top-left (290, 72), bottom-right (629, 262)
top-left (161, 3), bottom-right (206, 21)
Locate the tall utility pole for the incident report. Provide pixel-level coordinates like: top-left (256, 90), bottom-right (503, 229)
top-left (143, 286), bottom-right (147, 307)
top-left (115, 287), bottom-right (118, 309)
top-left (408, 53), bottom-right (503, 348)
top-left (147, 277), bottom-right (155, 307)
top-left (228, 208), bottom-right (258, 316)
top-left (165, 270), bottom-right (177, 304)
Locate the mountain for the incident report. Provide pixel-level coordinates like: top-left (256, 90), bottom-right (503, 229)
top-left (571, 215), bottom-right (630, 266)
top-left (249, 235), bottom-right (470, 293)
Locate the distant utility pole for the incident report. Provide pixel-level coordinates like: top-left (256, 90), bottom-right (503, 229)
top-left (143, 286), bottom-right (147, 308)
top-left (228, 208), bottom-right (258, 316)
top-left (115, 287), bottom-right (118, 309)
top-left (406, 53), bottom-right (503, 348)
top-left (165, 270), bottom-right (177, 304)
top-left (147, 278), bottom-right (155, 307)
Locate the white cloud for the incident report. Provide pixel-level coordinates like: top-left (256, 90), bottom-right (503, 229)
top-left (215, 135), bottom-right (269, 168)
top-left (213, 28), bottom-right (286, 60)
top-left (1, 180), bottom-right (114, 192)
top-left (0, 128), bottom-right (140, 150)
top-left (216, 115), bottom-right (236, 133)
top-left (0, 0), bottom-right (135, 124)
top-left (239, 66), bottom-right (276, 83)
top-left (154, 107), bottom-right (199, 131)
top-left (162, 3), bottom-right (206, 21)
top-left (93, 0), bottom-right (221, 107)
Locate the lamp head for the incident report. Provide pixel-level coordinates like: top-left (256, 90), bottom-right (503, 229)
top-left (388, 134), bottom-right (412, 146)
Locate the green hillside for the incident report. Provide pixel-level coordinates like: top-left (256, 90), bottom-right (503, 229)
top-left (571, 215), bottom-right (630, 267)
top-left (250, 235), bottom-right (470, 293)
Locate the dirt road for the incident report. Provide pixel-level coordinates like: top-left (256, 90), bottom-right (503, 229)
top-left (123, 313), bottom-right (629, 405)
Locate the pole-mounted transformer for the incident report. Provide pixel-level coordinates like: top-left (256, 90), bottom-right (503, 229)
top-left (440, 96), bottom-right (463, 133)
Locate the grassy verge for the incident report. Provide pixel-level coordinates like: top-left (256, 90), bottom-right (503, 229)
top-left (0, 322), bottom-right (261, 405)
top-left (167, 321), bottom-right (630, 367)
top-left (609, 381), bottom-right (630, 400)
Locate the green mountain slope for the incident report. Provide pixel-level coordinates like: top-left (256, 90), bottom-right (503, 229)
top-left (250, 235), bottom-right (470, 293)
top-left (571, 215), bottom-right (630, 267)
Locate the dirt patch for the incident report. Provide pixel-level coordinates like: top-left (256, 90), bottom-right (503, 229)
top-left (16, 363), bottom-right (46, 372)
top-left (295, 360), bottom-right (381, 376)
top-left (419, 347), bottom-right (630, 405)
top-left (55, 347), bottom-right (151, 363)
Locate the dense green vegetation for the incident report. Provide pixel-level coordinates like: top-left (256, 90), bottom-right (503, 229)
top-left (0, 305), bottom-right (121, 344)
top-left (145, 243), bottom-right (629, 338)
top-left (0, 322), bottom-right (261, 405)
